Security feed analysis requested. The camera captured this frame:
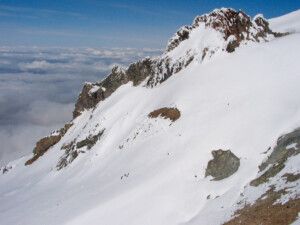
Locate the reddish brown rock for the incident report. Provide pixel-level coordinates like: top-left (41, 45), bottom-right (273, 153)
top-left (25, 123), bottom-right (73, 166)
top-left (168, 8), bottom-right (288, 54)
top-left (148, 107), bottom-right (181, 122)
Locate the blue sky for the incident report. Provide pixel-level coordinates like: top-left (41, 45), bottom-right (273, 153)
top-left (0, 0), bottom-right (299, 48)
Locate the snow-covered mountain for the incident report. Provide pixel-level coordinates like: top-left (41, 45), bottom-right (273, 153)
top-left (1, 8), bottom-right (300, 225)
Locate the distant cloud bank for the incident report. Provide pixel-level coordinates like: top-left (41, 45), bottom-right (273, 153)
top-left (0, 46), bottom-right (163, 166)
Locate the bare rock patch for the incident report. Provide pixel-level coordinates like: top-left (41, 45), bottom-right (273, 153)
top-left (223, 186), bottom-right (300, 225)
top-left (25, 123), bottom-right (73, 166)
top-left (250, 128), bottom-right (300, 186)
top-left (57, 129), bottom-right (105, 170)
top-left (205, 149), bottom-right (240, 181)
top-left (148, 107), bottom-right (181, 122)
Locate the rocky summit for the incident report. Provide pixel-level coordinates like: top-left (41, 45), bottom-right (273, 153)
top-left (1, 8), bottom-right (300, 225)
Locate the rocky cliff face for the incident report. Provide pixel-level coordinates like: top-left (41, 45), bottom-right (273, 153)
top-left (73, 58), bottom-right (156, 118)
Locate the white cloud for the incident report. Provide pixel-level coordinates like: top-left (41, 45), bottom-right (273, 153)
top-left (92, 50), bottom-right (101, 55)
top-left (20, 60), bottom-right (52, 70)
top-left (24, 100), bottom-right (74, 126)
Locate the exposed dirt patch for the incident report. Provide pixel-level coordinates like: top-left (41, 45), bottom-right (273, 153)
top-left (223, 186), bottom-right (300, 225)
top-left (148, 107), bottom-right (181, 122)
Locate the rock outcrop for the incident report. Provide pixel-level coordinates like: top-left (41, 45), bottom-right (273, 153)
top-left (167, 8), bottom-right (288, 54)
top-left (167, 26), bottom-right (192, 52)
top-left (148, 107), bottom-right (181, 122)
top-left (73, 58), bottom-right (156, 118)
top-left (25, 123), bottom-right (73, 166)
top-left (57, 129), bottom-right (105, 170)
top-left (250, 128), bottom-right (300, 186)
top-left (76, 130), bottom-right (105, 150)
top-left (205, 149), bottom-right (240, 180)
top-left (225, 128), bottom-right (300, 225)
top-left (224, 186), bottom-right (300, 225)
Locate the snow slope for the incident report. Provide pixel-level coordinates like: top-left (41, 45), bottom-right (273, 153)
top-left (0, 9), bottom-right (300, 225)
top-left (269, 9), bottom-right (300, 33)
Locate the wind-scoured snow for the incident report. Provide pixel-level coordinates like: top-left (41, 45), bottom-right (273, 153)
top-left (0, 9), bottom-right (300, 225)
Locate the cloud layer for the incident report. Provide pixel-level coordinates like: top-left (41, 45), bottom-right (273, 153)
top-left (0, 46), bottom-right (162, 166)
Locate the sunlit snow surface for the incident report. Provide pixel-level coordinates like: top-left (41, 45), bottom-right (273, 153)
top-left (0, 9), bottom-right (300, 225)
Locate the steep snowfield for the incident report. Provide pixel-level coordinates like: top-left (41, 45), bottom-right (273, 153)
top-left (270, 9), bottom-right (300, 33)
top-left (0, 10), bottom-right (300, 225)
